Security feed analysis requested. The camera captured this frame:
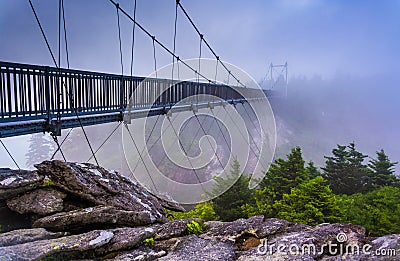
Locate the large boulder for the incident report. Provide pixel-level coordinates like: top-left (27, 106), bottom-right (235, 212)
top-left (32, 206), bottom-right (158, 232)
top-left (6, 187), bottom-right (66, 215)
top-left (0, 169), bottom-right (44, 200)
top-left (0, 230), bottom-right (113, 260)
top-left (113, 247), bottom-right (167, 261)
top-left (35, 161), bottom-right (183, 223)
top-left (0, 228), bottom-right (66, 247)
top-left (158, 235), bottom-right (236, 261)
top-left (96, 227), bottom-right (155, 254)
top-left (155, 218), bottom-right (203, 240)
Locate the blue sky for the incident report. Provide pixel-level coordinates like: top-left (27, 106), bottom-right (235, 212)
top-left (0, 0), bottom-right (399, 79)
top-left (1, 0), bottom-right (399, 169)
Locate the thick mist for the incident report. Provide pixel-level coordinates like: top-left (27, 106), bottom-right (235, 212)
top-left (270, 73), bottom-right (400, 174)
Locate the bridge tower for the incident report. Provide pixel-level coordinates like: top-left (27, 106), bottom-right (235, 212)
top-left (260, 62), bottom-right (288, 98)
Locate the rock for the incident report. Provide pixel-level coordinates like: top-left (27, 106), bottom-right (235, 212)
top-left (367, 234), bottom-right (400, 260)
top-left (96, 227), bottom-right (155, 254)
top-left (6, 187), bottom-right (66, 215)
top-left (0, 228), bottom-right (66, 247)
top-left (155, 219), bottom-right (202, 240)
top-left (0, 169), bottom-right (44, 200)
top-left (0, 202), bottom-right (31, 233)
top-left (158, 235), bottom-right (236, 261)
top-left (237, 222), bottom-right (368, 260)
top-left (33, 206), bottom-right (158, 232)
top-left (202, 215), bottom-right (265, 242)
top-left (113, 247), bottom-right (167, 261)
top-left (35, 161), bottom-right (183, 223)
top-left (0, 230), bottom-right (113, 260)
top-left (255, 218), bottom-right (298, 238)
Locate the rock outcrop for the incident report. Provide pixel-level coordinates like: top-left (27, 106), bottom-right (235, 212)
top-left (0, 161), bottom-right (398, 260)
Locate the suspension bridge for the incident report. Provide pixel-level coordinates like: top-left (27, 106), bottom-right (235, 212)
top-left (0, 60), bottom-right (269, 138)
top-left (0, 0), bottom-right (277, 195)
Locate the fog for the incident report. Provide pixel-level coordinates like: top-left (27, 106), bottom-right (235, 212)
top-left (1, 1), bottom-right (399, 175)
top-left (270, 73), bottom-right (400, 173)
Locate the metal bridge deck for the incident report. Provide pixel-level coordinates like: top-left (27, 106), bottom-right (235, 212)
top-left (0, 61), bottom-right (270, 138)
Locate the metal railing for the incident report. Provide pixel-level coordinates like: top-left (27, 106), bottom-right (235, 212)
top-left (0, 61), bottom-right (264, 137)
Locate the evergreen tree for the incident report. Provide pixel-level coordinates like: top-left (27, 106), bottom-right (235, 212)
top-left (25, 133), bottom-right (55, 168)
top-left (259, 146), bottom-right (309, 199)
top-left (368, 149), bottom-right (398, 187)
top-left (273, 176), bottom-right (343, 225)
top-left (339, 186), bottom-right (400, 236)
top-left (322, 143), bottom-right (371, 195)
top-left (306, 161), bottom-right (321, 179)
top-left (171, 201), bottom-right (219, 221)
top-left (211, 159), bottom-right (254, 221)
top-left (243, 147), bottom-right (309, 217)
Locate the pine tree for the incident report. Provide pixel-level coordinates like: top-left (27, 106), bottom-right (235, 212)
top-left (368, 149), bottom-right (398, 187)
top-left (322, 143), bottom-right (371, 195)
top-left (259, 147), bottom-right (309, 199)
top-left (273, 176), bottom-right (343, 225)
top-left (211, 159), bottom-right (254, 221)
top-left (243, 147), bottom-right (309, 217)
top-left (306, 161), bottom-right (321, 179)
top-left (25, 133), bottom-right (55, 168)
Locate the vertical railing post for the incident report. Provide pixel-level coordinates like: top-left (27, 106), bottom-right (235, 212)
top-left (44, 66), bottom-right (51, 128)
top-left (120, 76), bottom-right (125, 111)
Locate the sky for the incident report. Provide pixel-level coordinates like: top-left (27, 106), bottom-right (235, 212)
top-left (0, 0), bottom-right (399, 170)
top-left (0, 0), bottom-right (399, 79)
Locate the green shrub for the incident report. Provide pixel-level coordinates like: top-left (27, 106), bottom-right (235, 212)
top-left (143, 237), bottom-right (155, 246)
top-left (42, 178), bottom-right (55, 187)
top-left (187, 220), bottom-right (204, 235)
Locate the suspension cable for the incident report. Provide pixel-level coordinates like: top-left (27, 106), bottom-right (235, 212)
top-left (130, 0), bottom-right (137, 77)
top-left (0, 139), bottom-right (20, 170)
top-left (61, 0), bottom-right (70, 68)
top-left (51, 134), bottom-right (66, 161)
top-left (87, 122), bottom-right (122, 162)
top-left (130, 114), bottom-right (161, 174)
top-left (116, 5), bottom-right (124, 75)
top-left (193, 113), bottom-right (225, 172)
top-left (209, 107), bottom-right (231, 154)
top-left (222, 106), bottom-right (271, 171)
top-left (28, 0), bottom-right (99, 166)
top-left (124, 123), bottom-right (158, 191)
top-left (156, 114), bottom-right (192, 169)
top-left (28, 0), bottom-right (57, 67)
top-left (50, 128), bottom-right (73, 160)
top-left (107, 0), bottom-right (214, 84)
top-left (171, 0), bottom-right (178, 81)
top-left (166, 116), bottom-right (206, 193)
top-left (152, 37), bottom-right (158, 78)
top-left (177, 2), bottom-right (246, 88)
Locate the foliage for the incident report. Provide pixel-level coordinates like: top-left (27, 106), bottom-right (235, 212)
top-left (243, 147), bottom-right (309, 217)
top-left (186, 220), bottom-right (204, 235)
top-left (171, 200), bottom-right (219, 221)
top-left (41, 178), bottom-right (55, 187)
top-left (25, 133), bottom-right (55, 168)
top-left (339, 186), bottom-right (400, 236)
top-left (306, 161), bottom-right (321, 179)
top-left (273, 176), bottom-right (343, 225)
top-left (322, 143), bottom-right (371, 195)
top-left (260, 147), bottom-right (309, 199)
top-left (211, 159), bottom-right (255, 221)
top-left (143, 237), bottom-right (155, 247)
top-left (368, 149), bottom-right (399, 188)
